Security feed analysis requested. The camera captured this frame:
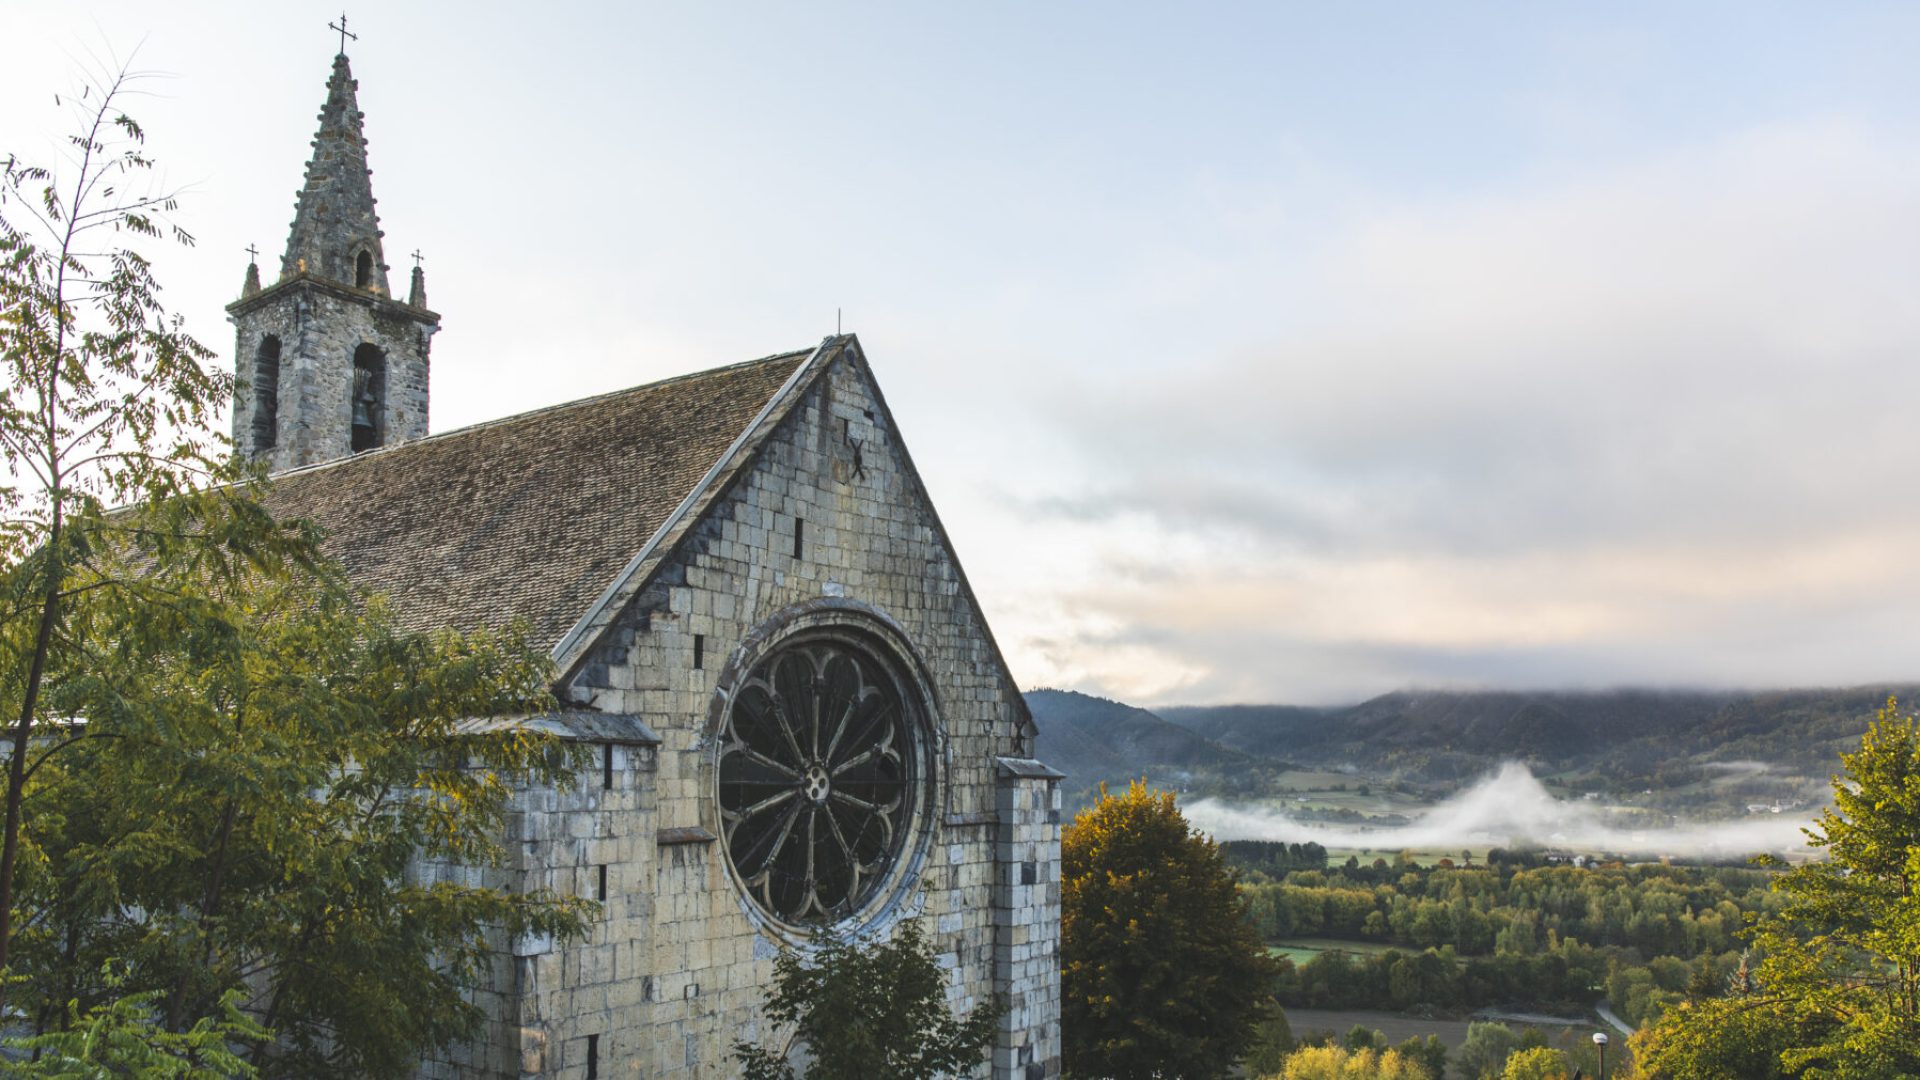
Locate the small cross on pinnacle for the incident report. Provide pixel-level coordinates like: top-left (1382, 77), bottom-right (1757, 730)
top-left (330, 12), bottom-right (358, 55)
top-left (410, 249), bottom-right (424, 269)
top-left (245, 243), bottom-right (259, 263)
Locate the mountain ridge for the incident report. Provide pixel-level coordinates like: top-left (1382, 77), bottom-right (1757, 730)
top-left (1028, 684), bottom-right (1920, 810)
top-left (1156, 684), bottom-right (1918, 781)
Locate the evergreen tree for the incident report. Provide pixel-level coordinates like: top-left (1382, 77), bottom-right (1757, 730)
top-left (1062, 780), bottom-right (1279, 1079)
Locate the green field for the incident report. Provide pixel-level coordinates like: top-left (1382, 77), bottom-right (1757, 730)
top-left (1281, 1007), bottom-right (1478, 1050)
top-left (1267, 937), bottom-right (1401, 965)
top-left (1321, 847), bottom-right (1490, 868)
top-left (1281, 1007), bottom-right (1623, 1066)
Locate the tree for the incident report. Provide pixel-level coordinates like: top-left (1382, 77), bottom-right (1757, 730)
top-left (1392, 1034), bottom-right (1447, 1079)
top-left (1453, 1021), bottom-right (1522, 1080)
top-left (1347, 1024), bottom-right (1385, 1051)
top-left (2, 60), bottom-right (594, 1073)
top-left (1498, 1047), bottom-right (1570, 1080)
top-left (0, 56), bottom-right (247, 1001)
top-left (732, 918), bottom-right (999, 1080)
top-left (1275, 1045), bottom-right (1432, 1080)
top-left (1062, 780), bottom-right (1280, 1079)
top-left (1634, 698), bottom-right (1920, 1078)
top-left (16, 555), bottom-right (594, 1075)
top-left (1628, 997), bottom-right (1795, 1080)
top-left (2, 966), bottom-right (264, 1077)
top-left (1243, 1008), bottom-right (1296, 1077)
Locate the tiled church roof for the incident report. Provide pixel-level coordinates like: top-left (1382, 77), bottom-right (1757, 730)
top-left (261, 347), bottom-right (813, 649)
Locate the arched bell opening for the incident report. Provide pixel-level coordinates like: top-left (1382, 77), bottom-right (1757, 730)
top-left (354, 249), bottom-right (374, 289)
top-left (252, 335), bottom-right (281, 451)
top-left (351, 343), bottom-right (386, 452)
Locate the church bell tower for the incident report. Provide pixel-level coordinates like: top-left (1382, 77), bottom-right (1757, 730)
top-left (228, 41), bottom-right (438, 472)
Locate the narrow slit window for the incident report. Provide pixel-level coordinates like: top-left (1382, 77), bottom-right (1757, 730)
top-left (355, 249), bottom-right (373, 288)
top-left (793, 516), bottom-right (804, 558)
top-left (602, 743), bottom-right (614, 790)
top-left (586, 1034), bottom-right (599, 1080)
top-left (693, 634), bottom-right (705, 670)
top-left (596, 864), bottom-right (608, 902)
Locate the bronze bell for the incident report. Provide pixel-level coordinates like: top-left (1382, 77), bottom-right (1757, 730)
top-left (352, 367), bottom-right (376, 428)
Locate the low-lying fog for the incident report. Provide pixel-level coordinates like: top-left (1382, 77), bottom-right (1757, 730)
top-left (1185, 762), bottom-right (1816, 860)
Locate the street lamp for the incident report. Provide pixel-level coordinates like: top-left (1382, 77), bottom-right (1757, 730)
top-left (1592, 1031), bottom-right (1610, 1080)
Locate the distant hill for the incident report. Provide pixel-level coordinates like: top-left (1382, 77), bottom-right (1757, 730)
top-left (1157, 685), bottom-right (1920, 786)
top-left (1025, 689), bottom-right (1274, 807)
top-left (1147, 703), bottom-right (1334, 759)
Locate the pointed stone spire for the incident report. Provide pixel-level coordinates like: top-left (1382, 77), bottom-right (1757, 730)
top-left (230, 47), bottom-right (438, 473)
top-left (280, 53), bottom-right (388, 293)
top-left (408, 263), bottom-right (428, 308)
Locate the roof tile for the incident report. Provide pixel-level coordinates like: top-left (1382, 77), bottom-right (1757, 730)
top-left (262, 349), bottom-right (810, 648)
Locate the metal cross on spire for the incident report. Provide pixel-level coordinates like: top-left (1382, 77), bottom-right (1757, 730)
top-left (410, 248), bottom-right (424, 269)
top-left (245, 243), bottom-right (259, 263)
top-left (329, 12), bottom-right (358, 55)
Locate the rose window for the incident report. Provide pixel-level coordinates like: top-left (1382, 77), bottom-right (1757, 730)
top-left (717, 638), bottom-right (919, 924)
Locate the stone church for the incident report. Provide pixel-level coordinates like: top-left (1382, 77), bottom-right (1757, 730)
top-left (225, 48), bottom-right (1063, 1079)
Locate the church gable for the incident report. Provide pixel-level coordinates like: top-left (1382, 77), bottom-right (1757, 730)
top-left (560, 335), bottom-right (1034, 762)
top-left (527, 337), bottom-right (1056, 1078)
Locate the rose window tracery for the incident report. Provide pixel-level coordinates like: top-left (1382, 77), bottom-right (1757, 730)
top-left (717, 638), bottom-right (920, 924)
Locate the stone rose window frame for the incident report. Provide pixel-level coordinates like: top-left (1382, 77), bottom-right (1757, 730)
top-left (707, 600), bottom-right (944, 937)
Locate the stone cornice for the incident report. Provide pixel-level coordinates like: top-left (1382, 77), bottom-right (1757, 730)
top-left (225, 271), bottom-right (439, 323)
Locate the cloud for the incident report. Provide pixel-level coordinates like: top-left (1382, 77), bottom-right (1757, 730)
top-left (1018, 120), bottom-right (1920, 704)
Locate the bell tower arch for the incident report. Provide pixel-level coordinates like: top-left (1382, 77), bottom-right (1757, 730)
top-left (227, 46), bottom-right (437, 471)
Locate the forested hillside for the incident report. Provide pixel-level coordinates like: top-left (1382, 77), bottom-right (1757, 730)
top-left (1028, 685), bottom-right (1914, 820)
top-left (1157, 686), bottom-right (1914, 786)
top-left (1027, 688), bottom-right (1286, 808)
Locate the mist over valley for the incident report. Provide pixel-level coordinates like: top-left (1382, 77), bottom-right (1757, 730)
top-left (1024, 685), bottom-right (1896, 861)
top-left (1185, 761), bottom-right (1812, 861)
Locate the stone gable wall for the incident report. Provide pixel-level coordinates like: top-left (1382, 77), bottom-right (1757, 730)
top-left (422, 353), bottom-right (1059, 1078)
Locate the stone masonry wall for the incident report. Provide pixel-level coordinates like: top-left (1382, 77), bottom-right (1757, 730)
top-left (416, 738), bottom-right (659, 1079)
top-left (444, 349), bottom-right (1058, 1078)
top-left (994, 764), bottom-right (1064, 1080)
top-left (230, 279), bottom-right (433, 471)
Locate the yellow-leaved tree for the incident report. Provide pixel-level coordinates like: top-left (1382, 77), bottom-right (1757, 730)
top-left (1277, 1044), bottom-right (1432, 1080)
top-left (1062, 780), bottom-right (1278, 1079)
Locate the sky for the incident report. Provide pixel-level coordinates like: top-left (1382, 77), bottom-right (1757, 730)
top-left (7, 2), bottom-right (1920, 706)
